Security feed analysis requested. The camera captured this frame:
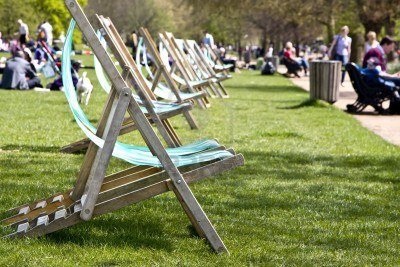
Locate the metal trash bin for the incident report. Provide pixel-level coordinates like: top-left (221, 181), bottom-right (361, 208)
top-left (310, 60), bottom-right (342, 103)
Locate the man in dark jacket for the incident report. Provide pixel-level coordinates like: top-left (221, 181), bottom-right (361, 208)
top-left (0, 49), bottom-right (42, 90)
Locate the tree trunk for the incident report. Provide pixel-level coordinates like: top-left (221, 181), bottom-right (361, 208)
top-left (384, 16), bottom-right (396, 36)
top-left (349, 32), bottom-right (364, 65)
top-left (237, 39), bottom-right (242, 61)
top-left (385, 16), bottom-right (396, 61)
top-left (260, 28), bottom-right (267, 54)
top-left (362, 20), bottom-right (384, 36)
top-left (326, 16), bottom-right (336, 43)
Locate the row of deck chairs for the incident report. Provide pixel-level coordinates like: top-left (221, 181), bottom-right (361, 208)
top-left (0, 0), bottom-right (244, 254)
top-left (61, 22), bottom-right (231, 153)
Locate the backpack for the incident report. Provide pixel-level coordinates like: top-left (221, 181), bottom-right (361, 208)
top-left (261, 61), bottom-right (275, 75)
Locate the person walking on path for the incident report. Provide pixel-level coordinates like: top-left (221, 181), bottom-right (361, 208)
top-left (329, 26), bottom-right (352, 83)
top-left (17, 19), bottom-right (29, 46)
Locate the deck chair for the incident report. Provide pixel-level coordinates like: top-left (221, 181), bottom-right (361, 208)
top-left (176, 38), bottom-right (230, 98)
top-left (60, 19), bottom-right (199, 154)
top-left (158, 32), bottom-right (219, 100)
top-left (203, 44), bottom-right (233, 76)
top-left (136, 28), bottom-right (209, 108)
top-left (161, 32), bottom-right (225, 98)
top-left (346, 63), bottom-right (397, 114)
top-left (185, 39), bottom-right (232, 82)
top-left (0, 1), bottom-right (244, 254)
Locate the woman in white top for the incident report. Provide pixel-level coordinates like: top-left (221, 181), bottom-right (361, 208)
top-left (329, 25), bottom-right (352, 83)
top-left (364, 31), bottom-right (379, 54)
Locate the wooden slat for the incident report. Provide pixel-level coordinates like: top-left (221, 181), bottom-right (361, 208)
top-left (80, 87), bottom-right (132, 221)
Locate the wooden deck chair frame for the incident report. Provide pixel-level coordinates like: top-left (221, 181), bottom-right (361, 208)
top-left (187, 39), bottom-right (232, 82)
top-left (160, 31), bottom-right (222, 99)
top-left (1, 0), bottom-right (245, 255)
top-left (158, 32), bottom-right (218, 100)
top-left (138, 27), bottom-right (209, 109)
top-left (61, 18), bottom-right (200, 154)
top-left (179, 39), bottom-right (230, 98)
top-left (205, 44), bottom-right (232, 76)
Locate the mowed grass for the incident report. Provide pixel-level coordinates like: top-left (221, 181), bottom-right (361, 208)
top-left (0, 61), bottom-right (400, 266)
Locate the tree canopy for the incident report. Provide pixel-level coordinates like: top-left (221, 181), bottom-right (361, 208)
top-left (0, 0), bottom-right (399, 51)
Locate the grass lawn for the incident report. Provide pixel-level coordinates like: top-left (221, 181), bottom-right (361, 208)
top-left (0, 64), bottom-right (400, 266)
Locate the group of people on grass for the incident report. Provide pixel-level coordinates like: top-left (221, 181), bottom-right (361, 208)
top-left (0, 19), bottom-right (61, 90)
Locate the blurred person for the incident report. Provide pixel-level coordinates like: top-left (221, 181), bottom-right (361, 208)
top-left (243, 46), bottom-right (251, 69)
top-left (363, 36), bottom-right (396, 75)
top-left (0, 47), bottom-right (42, 90)
top-left (329, 25), bottom-right (352, 83)
top-left (364, 31), bottom-right (379, 54)
top-left (39, 20), bottom-right (53, 45)
top-left (219, 45), bottom-right (236, 71)
top-left (266, 44), bottom-right (273, 58)
top-left (17, 19), bottom-right (29, 46)
top-left (130, 30), bottom-right (138, 58)
top-left (202, 30), bottom-right (215, 49)
top-left (284, 41), bottom-right (308, 76)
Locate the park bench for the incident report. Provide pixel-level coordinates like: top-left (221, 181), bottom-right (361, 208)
top-left (346, 62), bottom-right (398, 114)
top-left (1, 0), bottom-right (244, 254)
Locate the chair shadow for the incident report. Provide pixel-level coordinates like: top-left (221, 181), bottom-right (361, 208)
top-left (0, 144), bottom-right (60, 153)
top-left (44, 211), bottom-right (174, 251)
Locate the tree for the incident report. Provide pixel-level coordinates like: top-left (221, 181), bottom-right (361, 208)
top-left (86, 0), bottom-right (175, 40)
top-left (356, 0), bottom-right (400, 36)
top-left (34, 0), bottom-right (87, 38)
top-left (0, 0), bottom-right (39, 38)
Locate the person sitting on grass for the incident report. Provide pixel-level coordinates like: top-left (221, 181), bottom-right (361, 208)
top-left (0, 47), bottom-right (43, 90)
top-left (283, 42), bottom-right (309, 76)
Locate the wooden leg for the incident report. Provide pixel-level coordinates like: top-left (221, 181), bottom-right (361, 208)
top-left (80, 88), bottom-right (132, 221)
top-left (183, 110), bottom-right (198, 130)
top-left (168, 179), bottom-right (229, 254)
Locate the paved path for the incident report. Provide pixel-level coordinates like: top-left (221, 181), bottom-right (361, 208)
top-left (278, 66), bottom-right (400, 146)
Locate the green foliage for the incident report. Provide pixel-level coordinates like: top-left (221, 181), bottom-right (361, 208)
top-left (86, 0), bottom-right (175, 40)
top-left (33, 0), bottom-right (87, 44)
top-left (0, 0), bottom-right (87, 43)
top-left (0, 0), bottom-right (40, 38)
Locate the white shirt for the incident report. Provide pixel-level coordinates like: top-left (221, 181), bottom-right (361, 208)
top-left (364, 40), bottom-right (379, 54)
top-left (19, 23), bottom-right (29, 35)
top-left (40, 22), bottom-right (53, 44)
top-left (203, 33), bottom-right (214, 48)
top-left (335, 35), bottom-right (352, 56)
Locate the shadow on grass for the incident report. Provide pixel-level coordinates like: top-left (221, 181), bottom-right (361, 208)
top-left (222, 149), bottom-right (400, 228)
top-left (279, 99), bottom-right (330, 110)
top-left (227, 84), bottom-right (305, 94)
top-left (240, 150), bottom-right (400, 184)
top-left (45, 213), bottom-right (173, 251)
top-left (0, 144), bottom-right (60, 153)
